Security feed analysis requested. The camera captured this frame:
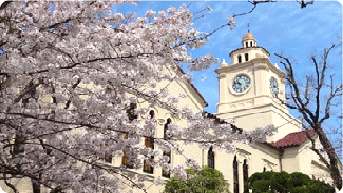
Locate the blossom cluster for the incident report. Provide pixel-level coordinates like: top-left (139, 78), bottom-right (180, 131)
top-left (0, 1), bottom-right (272, 192)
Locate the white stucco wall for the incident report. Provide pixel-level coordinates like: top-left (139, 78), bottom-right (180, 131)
top-left (281, 146), bottom-right (300, 173)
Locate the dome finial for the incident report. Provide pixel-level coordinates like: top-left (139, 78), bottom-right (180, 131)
top-left (248, 23), bottom-right (250, 33)
top-left (221, 59), bottom-right (228, 67)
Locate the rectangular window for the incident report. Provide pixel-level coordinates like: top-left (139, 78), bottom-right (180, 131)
top-left (121, 134), bottom-right (133, 169)
top-left (143, 137), bottom-right (154, 174)
top-left (162, 151), bottom-right (171, 178)
top-left (122, 103), bottom-right (137, 169)
top-left (103, 140), bottom-right (112, 163)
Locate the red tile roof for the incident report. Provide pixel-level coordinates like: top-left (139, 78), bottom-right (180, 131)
top-left (269, 130), bottom-right (317, 148)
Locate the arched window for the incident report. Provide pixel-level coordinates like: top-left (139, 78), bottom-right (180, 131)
top-left (250, 41), bottom-right (252, 47)
top-left (243, 159), bottom-right (248, 193)
top-left (208, 146), bottom-right (214, 169)
top-left (22, 81), bottom-right (37, 107)
top-left (237, 55), bottom-right (242, 63)
top-left (149, 110), bottom-right (155, 119)
top-left (121, 103), bottom-right (137, 168)
top-left (233, 156), bottom-right (239, 193)
top-left (127, 103), bottom-right (137, 121)
top-left (245, 53), bottom-right (249, 61)
top-left (245, 42), bottom-right (248, 48)
top-left (162, 118), bottom-right (172, 177)
top-left (144, 110), bottom-right (155, 174)
top-left (263, 167), bottom-right (266, 172)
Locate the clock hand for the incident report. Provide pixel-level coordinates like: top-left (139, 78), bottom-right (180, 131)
top-left (240, 80), bottom-right (245, 87)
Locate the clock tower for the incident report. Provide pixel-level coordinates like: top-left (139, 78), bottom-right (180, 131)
top-left (214, 33), bottom-right (302, 141)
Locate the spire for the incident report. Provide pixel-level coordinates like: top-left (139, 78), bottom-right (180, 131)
top-left (248, 23), bottom-right (250, 33)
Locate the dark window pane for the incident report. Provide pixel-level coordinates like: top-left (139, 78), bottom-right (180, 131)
top-left (243, 159), bottom-right (248, 192)
top-left (162, 119), bottom-right (171, 177)
top-left (208, 146), bottom-right (214, 169)
top-left (233, 156), bottom-right (239, 193)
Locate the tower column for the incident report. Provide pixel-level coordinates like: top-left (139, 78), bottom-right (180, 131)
top-left (252, 63), bottom-right (268, 105)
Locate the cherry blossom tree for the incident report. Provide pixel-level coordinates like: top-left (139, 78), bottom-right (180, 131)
top-left (0, 1), bottom-right (276, 192)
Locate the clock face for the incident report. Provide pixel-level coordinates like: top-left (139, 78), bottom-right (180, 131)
top-left (232, 75), bottom-right (250, 93)
top-left (270, 77), bottom-right (279, 95)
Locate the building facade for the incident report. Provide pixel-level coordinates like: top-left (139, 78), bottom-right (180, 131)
top-left (114, 32), bottom-right (338, 193)
top-left (0, 33), bottom-right (339, 193)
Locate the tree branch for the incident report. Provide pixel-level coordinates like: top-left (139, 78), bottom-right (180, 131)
top-left (3, 172), bottom-right (19, 193)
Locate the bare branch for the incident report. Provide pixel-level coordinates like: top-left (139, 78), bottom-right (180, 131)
top-left (319, 83), bottom-right (342, 125)
top-left (274, 53), bottom-right (316, 126)
top-left (296, 0), bottom-right (314, 9)
top-left (275, 43), bottom-right (342, 189)
top-left (233, 0), bottom-right (277, 17)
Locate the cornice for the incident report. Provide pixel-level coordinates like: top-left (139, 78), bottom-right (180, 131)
top-left (236, 147), bottom-right (252, 155)
top-left (229, 46), bottom-right (270, 58)
top-left (214, 60), bottom-right (253, 74)
top-left (214, 58), bottom-right (286, 78)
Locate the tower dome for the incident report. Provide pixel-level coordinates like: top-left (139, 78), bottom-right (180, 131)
top-left (229, 32), bottom-right (269, 64)
top-left (242, 33), bottom-right (255, 40)
top-left (242, 32), bottom-right (256, 48)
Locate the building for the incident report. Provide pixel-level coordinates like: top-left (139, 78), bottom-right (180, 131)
top-left (112, 32), bottom-right (339, 193)
top-left (0, 33), bottom-right (339, 193)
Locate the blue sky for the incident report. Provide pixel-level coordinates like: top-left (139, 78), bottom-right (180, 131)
top-left (115, 1), bottom-right (342, 157)
top-left (116, 1), bottom-right (342, 113)
top-left (187, 1), bottom-right (342, 113)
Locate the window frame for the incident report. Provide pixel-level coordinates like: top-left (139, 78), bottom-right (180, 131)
top-left (143, 110), bottom-right (155, 174)
top-left (208, 146), bottom-right (214, 169)
top-left (162, 119), bottom-right (172, 177)
top-left (121, 103), bottom-right (137, 168)
top-left (143, 137), bottom-right (154, 174)
top-left (233, 156), bottom-right (239, 193)
top-left (245, 53), bottom-right (249, 61)
top-left (243, 159), bottom-right (248, 192)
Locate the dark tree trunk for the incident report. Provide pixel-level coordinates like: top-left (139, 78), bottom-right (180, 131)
top-left (32, 179), bottom-right (41, 193)
top-left (317, 129), bottom-right (342, 190)
top-left (274, 45), bottom-right (342, 190)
